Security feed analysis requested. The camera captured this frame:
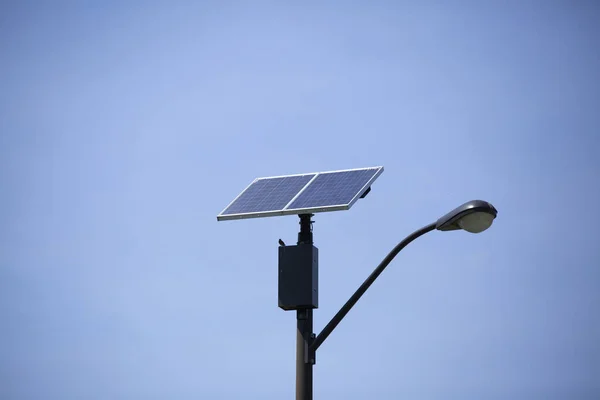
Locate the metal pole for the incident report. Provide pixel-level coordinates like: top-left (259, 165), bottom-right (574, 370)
top-left (310, 222), bottom-right (437, 352)
top-left (296, 214), bottom-right (315, 400)
top-left (296, 308), bottom-right (313, 400)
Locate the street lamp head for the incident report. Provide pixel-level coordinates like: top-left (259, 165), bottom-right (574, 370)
top-left (436, 200), bottom-right (498, 233)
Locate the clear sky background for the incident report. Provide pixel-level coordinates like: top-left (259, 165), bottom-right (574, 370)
top-left (1, 1), bottom-right (599, 399)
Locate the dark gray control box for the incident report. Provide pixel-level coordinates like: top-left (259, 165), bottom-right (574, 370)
top-left (278, 244), bottom-right (318, 310)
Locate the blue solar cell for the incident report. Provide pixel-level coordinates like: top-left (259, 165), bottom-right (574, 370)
top-left (287, 168), bottom-right (378, 210)
top-left (217, 166), bottom-right (383, 221)
top-left (221, 174), bottom-right (315, 215)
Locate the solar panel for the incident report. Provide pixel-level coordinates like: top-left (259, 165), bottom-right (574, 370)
top-left (217, 166), bottom-right (383, 221)
top-left (219, 174), bottom-right (315, 216)
top-left (287, 169), bottom-right (380, 210)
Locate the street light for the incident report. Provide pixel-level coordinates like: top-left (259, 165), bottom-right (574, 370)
top-left (299, 200), bottom-right (498, 399)
top-left (216, 168), bottom-right (498, 399)
top-left (436, 199), bottom-right (498, 233)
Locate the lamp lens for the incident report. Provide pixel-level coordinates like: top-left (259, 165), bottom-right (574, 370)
top-left (457, 212), bottom-right (494, 233)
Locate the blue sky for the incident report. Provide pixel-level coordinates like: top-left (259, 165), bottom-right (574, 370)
top-left (1, 1), bottom-right (599, 399)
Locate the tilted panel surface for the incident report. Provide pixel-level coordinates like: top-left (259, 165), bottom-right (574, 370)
top-left (287, 168), bottom-right (379, 210)
top-left (221, 174), bottom-right (315, 216)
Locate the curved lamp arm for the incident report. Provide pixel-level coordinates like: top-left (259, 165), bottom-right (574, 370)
top-left (309, 222), bottom-right (437, 352)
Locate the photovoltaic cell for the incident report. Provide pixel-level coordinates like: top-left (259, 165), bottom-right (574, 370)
top-left (220, 174), bottom-right (315, 216)
top-left (217, 166), bottom-right (383, 221)
top-left (287, 168), bottom-right (378, 210)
